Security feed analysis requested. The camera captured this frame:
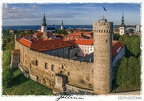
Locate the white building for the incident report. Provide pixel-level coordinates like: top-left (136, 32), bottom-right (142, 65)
top-left (136, 25), bottom-right (140, 32)
top-left (119, 14), bottom-right (126, 35)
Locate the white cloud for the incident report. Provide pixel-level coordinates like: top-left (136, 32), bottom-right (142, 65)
top-left (3, 3), bottom-right (9, 9)
top-left (2, 4), bottom-right (37, 19)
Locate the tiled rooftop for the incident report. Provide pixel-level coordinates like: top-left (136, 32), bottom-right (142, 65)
top-left (17, 36), bottom-right (124, 59)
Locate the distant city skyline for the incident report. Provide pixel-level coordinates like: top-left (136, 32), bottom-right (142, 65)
top-left (2, 3), bottom-right (141, 26)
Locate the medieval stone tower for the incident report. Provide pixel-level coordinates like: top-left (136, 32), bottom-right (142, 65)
top-left (93, 16), bottom-right (113, 94)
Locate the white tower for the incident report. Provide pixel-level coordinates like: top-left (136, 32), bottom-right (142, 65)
top-left (61, 19), bottom-right (64, 30)
top-left (119, 14), bottom-right (126, 35)
top-left (41, 13), bottom-right (47, 38)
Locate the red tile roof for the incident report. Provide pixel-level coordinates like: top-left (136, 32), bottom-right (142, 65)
top-left (75, 39), bottom-right (93, 45)
top-left (112, 40), bottom-right (118, 46)
top-left (60, 34), bottom-right (65, 37)
top-left (33, 32), bottom-right (43, 37)
top-left (30, 38), bottom-right (73, 51)
top-left (17, 36), bottom-right (124, 59)
top-left (112, 41), bottom-right (124, 59)
top-left (17, 38), bottom-right (31, 48)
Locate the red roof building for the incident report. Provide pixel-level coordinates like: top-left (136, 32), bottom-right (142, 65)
top-left (30, 38), bottom-right (73, 52)
top-left (17, 36), bottom-right (124, 59)
top-left (17, 38), bottom-right (31, 48)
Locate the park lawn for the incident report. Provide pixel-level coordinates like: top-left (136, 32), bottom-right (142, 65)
top-left (3, 68), bottom-right (53, 95)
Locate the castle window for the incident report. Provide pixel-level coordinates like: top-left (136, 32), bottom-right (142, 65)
top-left (36, 60), bottom-right (38, 66)
top-left (45, 62), bottom-right (48, 69)
top-left (106, 39), bottom-right (107, 43)
top-left (67, 72), bottom-right (70, 76)
top-left (89, 84), bottom-right (92, 88)
top-left (51, 65), bottom-right (54, 71)
top-left (36, 76), bottom-right (38, 81)
top-left (57, 52), bottom-right (60, 57)
top-left (60, 71), bottom-right (62, 74)
top-left (62, 66), bottom-right (64, 69)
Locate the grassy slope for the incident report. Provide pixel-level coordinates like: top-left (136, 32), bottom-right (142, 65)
top-left (3, 68), bottom-right (53, 95)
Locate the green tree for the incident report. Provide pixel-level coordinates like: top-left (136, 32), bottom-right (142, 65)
top-left (114, 34), bottom-right (120, 40)
top-left (130, 38), bottom-right (140, 57)
top-left (56, 29), bottom-right (68, 35)
top-left (118, 35), bottom-right (140, 58)
top-left (2, 50), bottom-right (12, 67)
top-left (116, 56), bottom-right (141, 90)
top-left (116, 57), bottom-right (128, 88)
top-left (2, 66), bottom-right (13, 88)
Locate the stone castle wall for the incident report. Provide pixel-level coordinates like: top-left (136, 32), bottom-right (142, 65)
top-left (15, 40), bottom-right (94, 94)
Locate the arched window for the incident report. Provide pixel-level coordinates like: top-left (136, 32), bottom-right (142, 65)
top-left (45, 62), bottom-right (48, 69)
top-left (36, 60), bottom-right (38, 66)
top-left (51, 65), bottom-right (54, 71)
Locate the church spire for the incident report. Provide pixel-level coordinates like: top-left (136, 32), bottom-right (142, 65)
top-left (42, 13), bottom-right (47, 26)
top-left (121, 14), bottom-right (125, 27)
top-left (62, 19), bottom-right (63, 26)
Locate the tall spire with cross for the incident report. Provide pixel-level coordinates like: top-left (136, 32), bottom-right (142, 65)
top-left (42, 13), bottom-right (47, 26)
top-left (41, 12), bottom-right (47, 38)
top-left (121, 14), bottom-right (125, 27)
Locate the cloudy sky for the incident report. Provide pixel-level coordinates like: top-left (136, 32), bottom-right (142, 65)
top-left (2, 3), bottom-right (141, 26)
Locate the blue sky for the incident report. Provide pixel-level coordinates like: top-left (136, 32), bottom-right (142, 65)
top-left (2, 3), bottom-right (141, 26)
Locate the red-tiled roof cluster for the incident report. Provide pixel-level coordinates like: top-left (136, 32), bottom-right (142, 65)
top-left (33, 32), bottom-right (43, 37)
top-left (17, 36), bottom-right (124, 59)
top-left (66, 30), bottom-right (93, 39)
top-left (17, 38), bottom-right (32, 48)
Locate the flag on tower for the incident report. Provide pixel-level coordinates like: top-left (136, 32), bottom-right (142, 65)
top-left (103, 7), bottom-right (107, 11)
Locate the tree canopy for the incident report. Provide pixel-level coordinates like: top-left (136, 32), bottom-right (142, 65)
top-left (118, 35), bottom-right (140, 58)
top-left (113, 34), bottom-right (141, 91)
top-left (55, 29), bottom-right (68, 35)
top-left (116, 56), bottom-right (141, 89)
